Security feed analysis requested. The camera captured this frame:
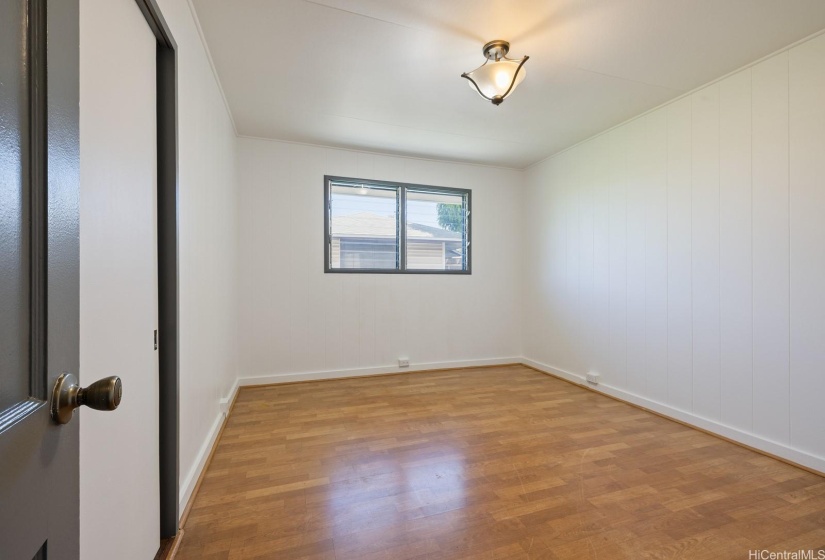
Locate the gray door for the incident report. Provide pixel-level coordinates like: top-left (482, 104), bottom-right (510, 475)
top-left (0, 0), bottom-right (80, 559)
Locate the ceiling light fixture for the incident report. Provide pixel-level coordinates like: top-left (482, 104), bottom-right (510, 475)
top-left (461, 40), bottom-right (529, 106)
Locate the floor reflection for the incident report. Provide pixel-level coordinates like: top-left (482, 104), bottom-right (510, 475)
top-left (324, 443), bottom-right (469, 542)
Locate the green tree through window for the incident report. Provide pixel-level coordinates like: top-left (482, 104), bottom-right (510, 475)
top-left (436, 203), bottom-right (464, 233)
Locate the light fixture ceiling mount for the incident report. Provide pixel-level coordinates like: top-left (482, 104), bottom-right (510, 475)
top-left (481, 39), bottom-right (511, 61)
top-left (462, 40), bottom-right (529, 106)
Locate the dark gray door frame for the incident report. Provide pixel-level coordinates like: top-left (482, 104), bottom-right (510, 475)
top-left (133, 0), bottom-right (180, 540)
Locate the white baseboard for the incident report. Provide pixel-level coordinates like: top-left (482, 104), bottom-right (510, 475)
top-left (219, 377), bottom-right (240, 414)
top-left (520, 358), bottom-right (588, 386)
top-left (178, 378), bottom-right (240, 520)
top-left (238, 357), bottom-right (520, 387)
top-left (521, 357), bottom-right (825, 474)
top-left (178, 412), bottom-right (224, 518)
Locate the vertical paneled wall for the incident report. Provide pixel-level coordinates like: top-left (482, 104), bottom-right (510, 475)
top-left (158, 0), bottom-right (241, 512)
top-left (523, 33), bottom-right (825, 469)
top-left (237, 139), bottom-right (524, 380)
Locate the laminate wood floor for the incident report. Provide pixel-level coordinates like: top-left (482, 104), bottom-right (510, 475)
top-left (175, 365), bottom-right (825, 559)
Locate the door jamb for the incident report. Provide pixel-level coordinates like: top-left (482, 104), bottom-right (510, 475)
top-left (133, 0), bottom-right (180, 541)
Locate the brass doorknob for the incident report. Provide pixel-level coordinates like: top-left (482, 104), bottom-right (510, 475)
top-left (50, 373), bottom-right (122, 425)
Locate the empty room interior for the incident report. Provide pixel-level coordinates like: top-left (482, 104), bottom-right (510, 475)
top-left (3, 1), bottom-right (825, 559)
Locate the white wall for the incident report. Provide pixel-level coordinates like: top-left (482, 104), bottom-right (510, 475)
top-left (523, 32), bottom-right (825, 472)
top-left (156, 0), bottom-right (240, 512)
top-left (237, 138), bottom-right (523, 382)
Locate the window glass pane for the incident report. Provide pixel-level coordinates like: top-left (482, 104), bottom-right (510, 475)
top-left (405, 189), bottom-right (466, 271)
top-left (329, 182), bottom-right (398, 270)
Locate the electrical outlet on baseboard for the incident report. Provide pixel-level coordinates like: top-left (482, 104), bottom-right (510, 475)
top-left (586, 372), bottom-right (601, 385)
top-left (398, 357), bottom-right (410, 368)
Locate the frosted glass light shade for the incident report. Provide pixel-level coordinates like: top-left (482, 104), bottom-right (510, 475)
top-left (462, 41), bottom-right (529, 105)
top-left (464, 59), bottom-right (527, 102)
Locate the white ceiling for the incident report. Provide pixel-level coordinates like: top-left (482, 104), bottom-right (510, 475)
top-left (190, 0), bottom-right (825, 168)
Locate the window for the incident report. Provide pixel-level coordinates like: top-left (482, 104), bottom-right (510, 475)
top-left (324, 176), bottom-right (471, 274)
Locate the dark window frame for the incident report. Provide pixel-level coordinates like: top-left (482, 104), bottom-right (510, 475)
top-left (324, 175), bottom-right (472, 275)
